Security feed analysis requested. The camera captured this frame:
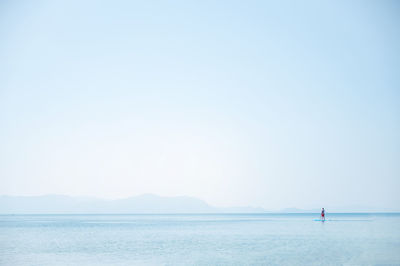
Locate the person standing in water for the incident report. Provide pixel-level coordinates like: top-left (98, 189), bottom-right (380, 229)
top-left (321, 208), bottom-right (325, 221)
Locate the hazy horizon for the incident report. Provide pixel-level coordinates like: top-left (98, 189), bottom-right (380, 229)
top-left (1, 193), bottom-right (399, 213)
top-left (1, 0), bottom-right (399, 211)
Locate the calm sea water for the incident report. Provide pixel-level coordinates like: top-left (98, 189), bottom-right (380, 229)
top-left (1, 213), bottom-right (399, 265)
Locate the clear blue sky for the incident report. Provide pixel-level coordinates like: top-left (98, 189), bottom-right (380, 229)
top-left (1, 0), bottom-right (399, 210)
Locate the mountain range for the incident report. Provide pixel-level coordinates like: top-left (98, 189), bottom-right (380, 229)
top-left (1, 194), bottom-right (391, 214)
top-left (0, 194), bottom-right (266, 214)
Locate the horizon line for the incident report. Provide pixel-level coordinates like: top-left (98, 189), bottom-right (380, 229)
top-left (1, 193), bottom-right (399, 212)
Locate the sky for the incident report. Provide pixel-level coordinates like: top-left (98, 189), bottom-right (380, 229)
top-left (0, 0), bottom-right (399, 210)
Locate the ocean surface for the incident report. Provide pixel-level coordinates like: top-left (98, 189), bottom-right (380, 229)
top-left (1, 213), bottom-right (399, 266)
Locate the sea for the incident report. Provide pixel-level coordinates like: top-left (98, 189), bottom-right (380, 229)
top-left (0, 213), bottom-right (399, 266)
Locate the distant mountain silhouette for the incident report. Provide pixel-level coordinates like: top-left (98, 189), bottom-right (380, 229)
top-left (1, 195), bottom-right (388, 214)
top-left (0, 194), bottom-right (265, 214)
top-left (279, 207), bottom-right (319, 213)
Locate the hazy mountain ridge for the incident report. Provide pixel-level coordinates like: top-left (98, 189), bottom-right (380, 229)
top-left (0, 194), bottom-right (265, 214)
top-left (0, 194), bottom-right (393, 214)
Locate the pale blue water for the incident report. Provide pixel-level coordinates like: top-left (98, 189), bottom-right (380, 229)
top-left (1, 213), bottom-right (400, 265)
